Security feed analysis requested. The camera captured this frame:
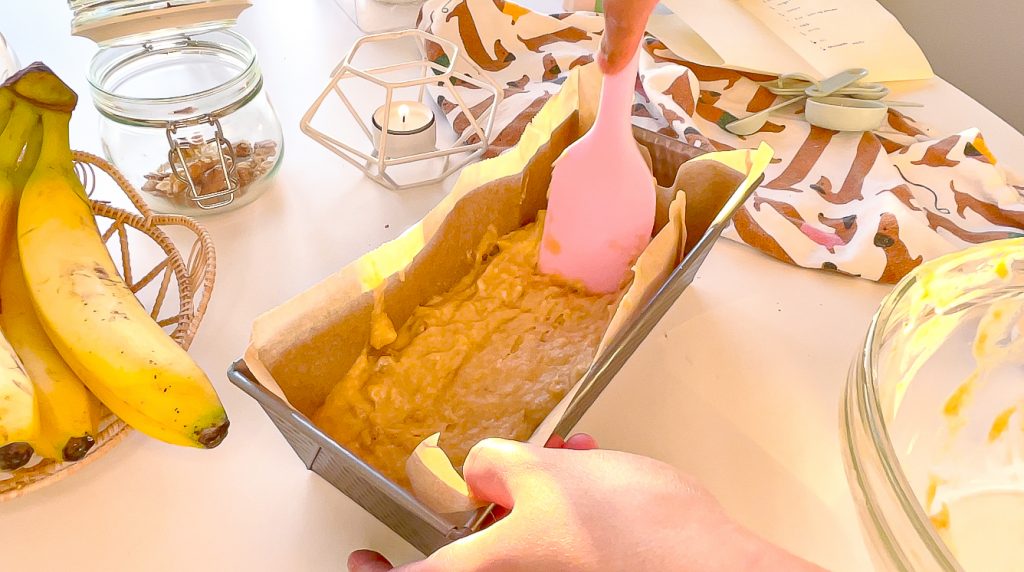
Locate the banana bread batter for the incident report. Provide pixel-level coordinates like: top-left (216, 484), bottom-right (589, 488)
top-left (313, 219), bottom-right (620, 487)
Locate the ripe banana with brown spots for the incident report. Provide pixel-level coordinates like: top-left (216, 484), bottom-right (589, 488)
top-left (14, 63), bottom-right (229, 449)
top-left (1, 248), bottom-right (104, 461)
top-left (0, 81), bottom-right (40, 471)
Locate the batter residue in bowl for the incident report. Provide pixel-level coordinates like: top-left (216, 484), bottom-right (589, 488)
top-left (894, 242), bottom-right (1024, 571)
top-left (313, 218), bottom-right (621, 487)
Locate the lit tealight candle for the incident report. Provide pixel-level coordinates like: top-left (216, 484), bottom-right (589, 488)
top-left (371, 101), bottom-right (437, 159)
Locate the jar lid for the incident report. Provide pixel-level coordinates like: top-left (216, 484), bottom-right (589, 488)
top-left (70, 0), bottom-right (252, 46)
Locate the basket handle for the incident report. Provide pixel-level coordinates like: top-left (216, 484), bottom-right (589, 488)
top-left (71, 150), bottom-right (216, 350)
top-left (146, 214), bottom-right (216, 349)
top-left (72, 151), bottom-right (157, 220)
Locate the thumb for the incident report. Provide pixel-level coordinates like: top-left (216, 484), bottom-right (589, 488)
top-left (599, 0), bottom-right (660, 74)
top-left (463, 438), bottom-right (540, 509)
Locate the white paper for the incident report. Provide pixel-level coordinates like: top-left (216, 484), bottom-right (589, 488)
top-left (646, 15), bottom-right (729, 68)
top-left (654, 0), bottom-right (934, 82)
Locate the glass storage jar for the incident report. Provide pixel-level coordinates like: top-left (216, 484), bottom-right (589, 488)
top-left (334, 0), bottom-right (425, 34)
top-left (76, 2), bottom-right (283, 215)
top-left (0, 31), bottom-right (18, 82)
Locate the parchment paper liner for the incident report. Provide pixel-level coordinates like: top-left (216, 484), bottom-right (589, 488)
top-left (245, 62), bottom-right (771, 500)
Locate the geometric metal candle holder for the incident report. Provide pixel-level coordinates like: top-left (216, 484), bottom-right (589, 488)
top-left (300, 29), bottom-right (502, 190)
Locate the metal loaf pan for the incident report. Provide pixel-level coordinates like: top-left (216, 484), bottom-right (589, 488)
top-left (227, 125), bottom-right (762, 554)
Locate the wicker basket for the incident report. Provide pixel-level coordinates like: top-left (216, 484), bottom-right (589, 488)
top-left (0, 151), bottom-right (216, 501)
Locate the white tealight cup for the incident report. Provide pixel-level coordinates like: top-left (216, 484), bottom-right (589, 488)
top-left (371, 101), bottom-right (437, 159)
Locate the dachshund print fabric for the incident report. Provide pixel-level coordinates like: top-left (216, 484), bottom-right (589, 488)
top-left (419, 0), bottom-right (1024, 283)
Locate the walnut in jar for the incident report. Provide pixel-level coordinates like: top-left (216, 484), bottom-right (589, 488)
top-left (141, 138), bottom-right (279, 209)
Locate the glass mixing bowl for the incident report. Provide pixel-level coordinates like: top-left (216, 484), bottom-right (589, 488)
top-left (843, 238), bottom-right (1024, 572)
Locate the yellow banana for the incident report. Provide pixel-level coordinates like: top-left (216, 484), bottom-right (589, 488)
top-left (11, 112), bottom-right (42, 192)
top-left (0, 81), bottom-right (41, 471)
top-left (0, 101), bottom-right (92, 463)
top-left (15, 64), bottom-right (229, 449)
top-left (0, 94), bottom-right (37, 265)
top-left (0, 333), bottom-right (35, 470)
top-left (0, 91), bottom-right (12, 142)
top-left (1, 249), bottom-right (103, 461)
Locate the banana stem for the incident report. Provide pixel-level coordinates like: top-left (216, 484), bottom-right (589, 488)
top-left (0, 101), bottom-right (39, 173)
top-left (20, 109), bottom-right (86, 205)
top-left (0, 91), bottom-right (13, 135)
top-left (11, 118), bottom-right (42, 191)
top-left (34, 109), bottom-right (76, 178)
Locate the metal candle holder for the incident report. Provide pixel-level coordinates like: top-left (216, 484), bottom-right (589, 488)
top-left (301, 29), bottom-right (502, 191)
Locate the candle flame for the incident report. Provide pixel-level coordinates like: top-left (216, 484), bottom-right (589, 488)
top-left (399, 104), bottom-right (410, 124)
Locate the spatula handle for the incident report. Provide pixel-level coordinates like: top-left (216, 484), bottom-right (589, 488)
top-left (591, 49), bottom-right (640, 140)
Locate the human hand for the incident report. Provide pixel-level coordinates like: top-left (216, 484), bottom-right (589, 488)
top-left (348, 436), bottom-right (826, 572)
top-left (599, 0), bottom-right (661, 74)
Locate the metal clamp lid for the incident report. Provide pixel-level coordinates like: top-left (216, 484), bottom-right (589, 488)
top-left (70, 0), bottom-right (252, 46)
top-left (166, 115), bottom-right (240, 210)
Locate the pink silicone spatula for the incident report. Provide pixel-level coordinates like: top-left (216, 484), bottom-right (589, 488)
top-left (538, 48), bottom-right (655, 294)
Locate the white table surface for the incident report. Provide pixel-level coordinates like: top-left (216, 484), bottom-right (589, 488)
top-left (2, 2), bottom-right (1022, 571)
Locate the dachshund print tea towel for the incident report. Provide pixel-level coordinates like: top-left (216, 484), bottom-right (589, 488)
top-left (419, 0), bottom-right (1024, 283)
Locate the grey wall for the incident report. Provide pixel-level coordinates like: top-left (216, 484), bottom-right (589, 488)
top-left (879, 0), bottom-right (1024, 131)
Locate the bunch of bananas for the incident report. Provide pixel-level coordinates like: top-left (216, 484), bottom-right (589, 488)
top-left (0, 64), bottom-right (228, 472)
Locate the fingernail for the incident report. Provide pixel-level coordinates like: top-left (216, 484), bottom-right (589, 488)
top-left (566, 434), bottom-right (599, 450)
top-left (348, 550), bottom-right (393, 572)
top-left (544, 434), bottom-right (566, 448)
